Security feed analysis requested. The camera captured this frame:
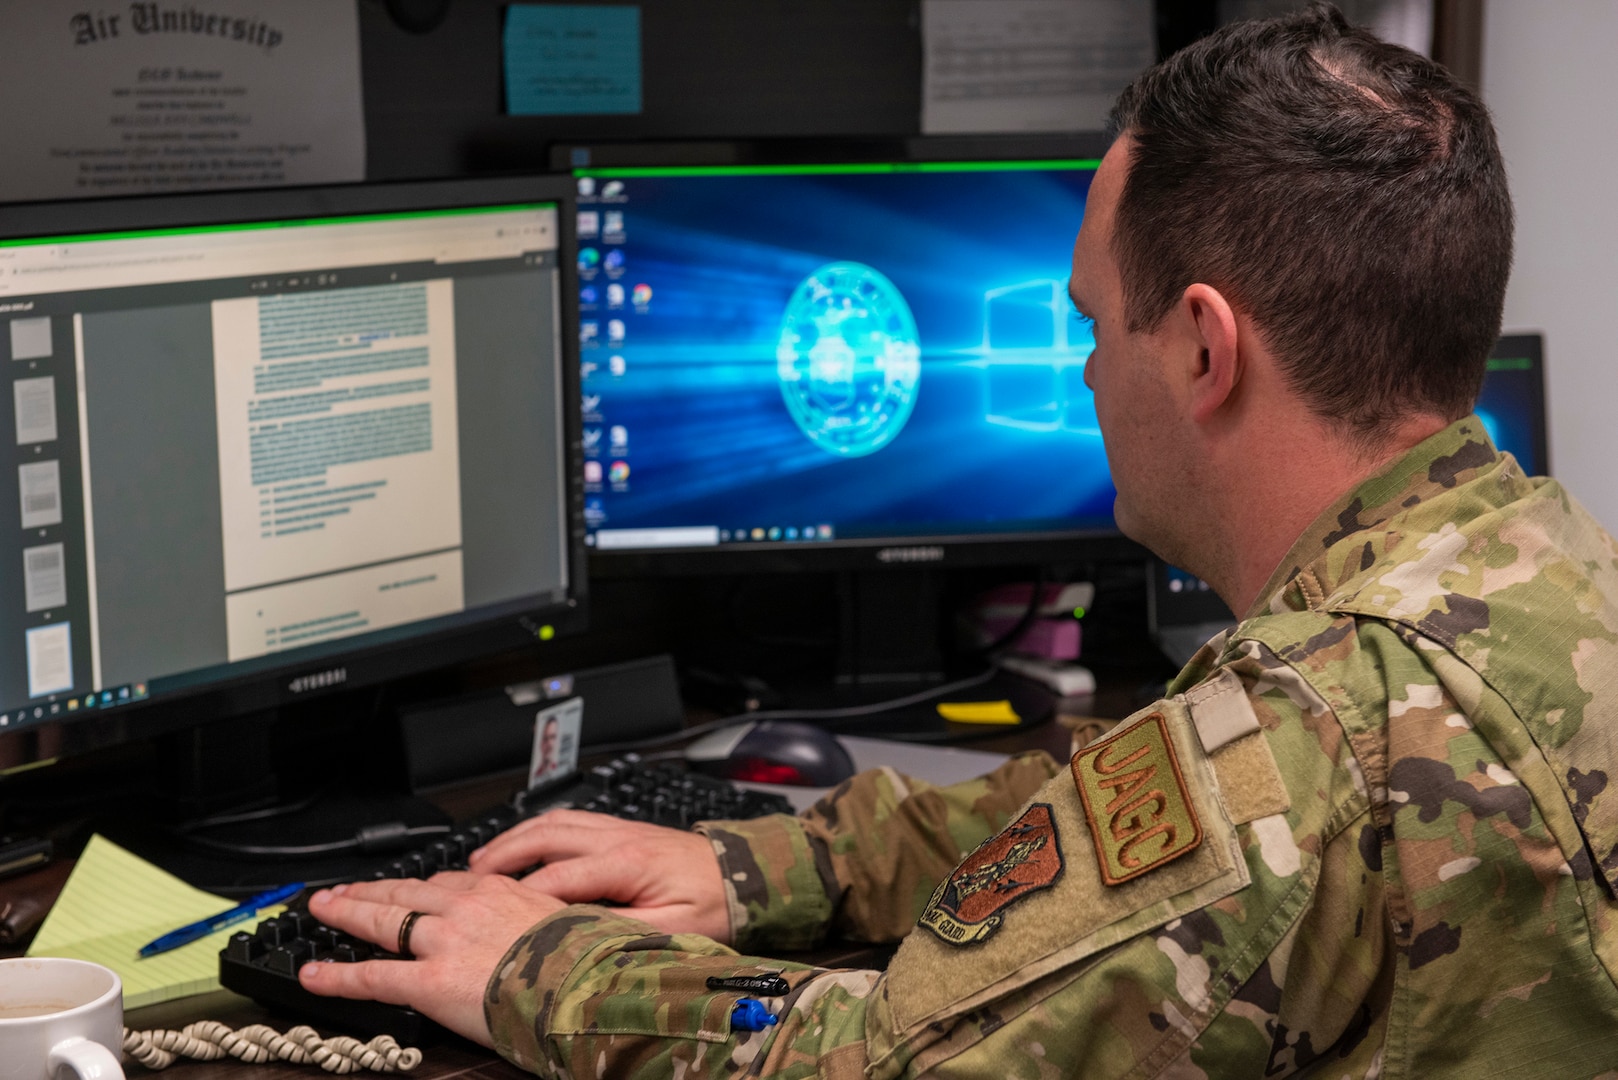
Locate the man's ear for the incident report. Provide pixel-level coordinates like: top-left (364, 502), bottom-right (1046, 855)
top-left (1179, 283), bottom-right (1240, 423)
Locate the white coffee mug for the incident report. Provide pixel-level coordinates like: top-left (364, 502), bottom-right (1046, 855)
top-left (0, 958), bottom-right (124, 1080)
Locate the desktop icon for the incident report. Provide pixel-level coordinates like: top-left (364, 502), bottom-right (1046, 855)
top-left (632, 283), bottom-right (653, 307)
top-left (580, 360), bottom-right (598, 379)
top-left (608, 354), bottom-right (627, 376)
top-left (577, 177), bottom-right (596, 198)
top-left (603, 211), bottom-right (625, 239)
top-left (576, 211), bottom-right (600, 238)
top-left (601, 180), bottom-right (625, 199)
top-left (581, 393), bottom-right (601, 416)
top-left (607, 319), bottom-right (626, 343)
top-left (582, 428), bottom-right (602, 450)
top-left (606, 283), bottom-right (625, 307)
top-left (609, 460), bottom-right (630, 483)
top-left (609, 425), bottom-right (628, 449)
top-left (578, 247), bottom-right (600, 271)
top-left (604, 249), bottom-right (625, 274)
top-left (583, 460), bottom-right (602, 483)
top-left (580, 286), bottom-right (599, 305)
top-left (584, 498), bottom-right (605, 526)
top-left (580, 321), bottom-right (599, 346)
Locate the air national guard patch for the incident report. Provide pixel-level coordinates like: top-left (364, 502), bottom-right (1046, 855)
top-left (1072, 712), bottom-right (1202, 885)
top-left (919, 803), bottom-right (1064, 945)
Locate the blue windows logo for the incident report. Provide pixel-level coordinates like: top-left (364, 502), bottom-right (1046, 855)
top-left (776, 262), bottom-right (921, 458)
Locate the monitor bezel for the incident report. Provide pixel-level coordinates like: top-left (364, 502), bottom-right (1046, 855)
top-left (556, 134), bottom-right (1136, 577)
top-left (0, 176), bottom-right (589, 766)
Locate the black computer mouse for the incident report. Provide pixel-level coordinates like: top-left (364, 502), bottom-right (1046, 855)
top-left (684, 720), bottom-right (857, 787)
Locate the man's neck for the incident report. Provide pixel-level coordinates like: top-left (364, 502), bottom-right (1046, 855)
top-left (1204, 414), bottom-right (1451, 616)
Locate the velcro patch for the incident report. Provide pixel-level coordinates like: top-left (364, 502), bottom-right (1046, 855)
top-left (1071, 712), bottom-right (1202, 885)
top-left (918, 803), bottom-right (1064, 946)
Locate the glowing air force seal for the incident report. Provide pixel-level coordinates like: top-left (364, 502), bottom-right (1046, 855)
top-left (776, 262), bottom-right (921, 457)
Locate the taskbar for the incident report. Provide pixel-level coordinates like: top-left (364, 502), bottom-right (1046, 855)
top-left (590, 523), bottom-right (838, 550)
top-left (0, 680), bottom-right (151, 730)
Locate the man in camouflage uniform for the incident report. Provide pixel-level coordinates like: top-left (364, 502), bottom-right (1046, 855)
top-left (299, 6), bottom-right (1618, 1077)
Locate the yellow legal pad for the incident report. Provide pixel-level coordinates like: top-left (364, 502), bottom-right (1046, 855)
top-left (28, 834), bottom-right (282, 1009)
top-left (936, 699), bottom-right (1021, 725)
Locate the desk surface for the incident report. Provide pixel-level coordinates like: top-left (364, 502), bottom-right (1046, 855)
top-left (101, 687), bottom-right (1130, 1080)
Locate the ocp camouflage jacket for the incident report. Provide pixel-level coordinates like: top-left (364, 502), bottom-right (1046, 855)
top-left (484, 416), bottom-right (1618, 1078)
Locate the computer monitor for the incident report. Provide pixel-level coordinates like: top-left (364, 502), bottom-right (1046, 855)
top-left (562, 138), bottom-right (1137, 575)
top-left (0, 177), bottom-right (586, 771)
top-left (1477, 333), bottom-right (1548, 476)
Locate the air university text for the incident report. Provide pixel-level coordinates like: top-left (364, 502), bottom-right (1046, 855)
top-left (70, 4), bottom-right (283, 52)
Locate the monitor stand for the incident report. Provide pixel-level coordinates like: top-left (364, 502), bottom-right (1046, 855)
top-left (835, 568), bottom-right (945, 688)
top-left (152, 711), bottom-right (280, 816)
top-left (108, 705), bottom-right (454, 896)
top-left (818, 568), bottom-right (1055, 741)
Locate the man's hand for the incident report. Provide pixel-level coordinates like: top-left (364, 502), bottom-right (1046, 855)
top-left (468, 809), bottom-right (732, 943)
top-left (298, 874), bottom-right (565, 1046)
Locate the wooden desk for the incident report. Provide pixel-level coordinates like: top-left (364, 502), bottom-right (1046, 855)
top-left (111, 689), bottom-right (1133, 1079)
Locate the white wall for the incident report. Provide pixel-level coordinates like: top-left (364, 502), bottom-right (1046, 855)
top-left (1484, 4), bottom-right (1618, 531)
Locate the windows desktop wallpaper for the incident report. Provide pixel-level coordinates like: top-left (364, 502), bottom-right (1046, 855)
top-left (576, 164), bottom-right (1117, 548)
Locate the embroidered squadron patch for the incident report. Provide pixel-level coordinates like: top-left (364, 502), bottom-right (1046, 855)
top-left (918, 803), bottom-right (1064, 946)
top-left (1072, 712), bottom-right (1202, 885)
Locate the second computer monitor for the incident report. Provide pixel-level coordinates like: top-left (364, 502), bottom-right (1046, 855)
top-left (572, 153), bottom-right (1116, 566)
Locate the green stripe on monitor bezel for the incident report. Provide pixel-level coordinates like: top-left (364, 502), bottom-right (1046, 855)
top-left (1486, 356), bottom-right (1534, 372)
top-left (0, 202), bottom-right (557, 249)
top-left (575, 160), bottom-right (1102, 179)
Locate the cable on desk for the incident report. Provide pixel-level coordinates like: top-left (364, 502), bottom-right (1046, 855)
top-left (179, 822), bottom-right (451, 858)
top-left (173, 792), bottom-right (327, 834)
top-left (579, 666), bottom-right (1001, 757)
top-left (123, 1021), bottom-right (422, 1073)
top-left (969, 566), bottom-right (1048, 658)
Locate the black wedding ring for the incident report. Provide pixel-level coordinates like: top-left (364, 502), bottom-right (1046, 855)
top-left (397, 909), bottom-right (426, 959)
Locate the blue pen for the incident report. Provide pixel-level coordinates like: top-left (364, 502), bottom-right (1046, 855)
top-left (138, 882), bottom-right (305, 958)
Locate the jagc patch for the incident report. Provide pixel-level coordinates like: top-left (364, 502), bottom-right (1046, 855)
top-left (918, 803), bottom-right (1064, 946)
top-left (1071, 712), bottom-right (1203, 885)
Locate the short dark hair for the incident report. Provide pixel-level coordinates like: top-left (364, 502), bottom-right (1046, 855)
top-left (1108, 3), bottom-right (1512, 440)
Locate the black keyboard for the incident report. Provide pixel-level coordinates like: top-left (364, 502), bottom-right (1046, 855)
top-left (218, 755), bottom-right (796, 1041)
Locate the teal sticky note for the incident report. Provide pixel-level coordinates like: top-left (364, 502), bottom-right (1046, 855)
top-left (504, 4), bottom-right (642, 116)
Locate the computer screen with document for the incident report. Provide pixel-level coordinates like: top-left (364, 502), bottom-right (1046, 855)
top-left (0, 177), bottom-right (585, 762)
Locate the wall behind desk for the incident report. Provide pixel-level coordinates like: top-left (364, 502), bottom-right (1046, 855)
top-left (361, 0), bottom-right (924, 180)
top-left (1484, 2), bottom-right (1618, 533)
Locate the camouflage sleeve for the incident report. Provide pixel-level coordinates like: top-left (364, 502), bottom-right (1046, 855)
top-left (485, 904), bottom-right (886, 1079)
top-left (697, 751), bottom-right (1060, 951)
top-left (481, 651), bottom-right (1379, 1078)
